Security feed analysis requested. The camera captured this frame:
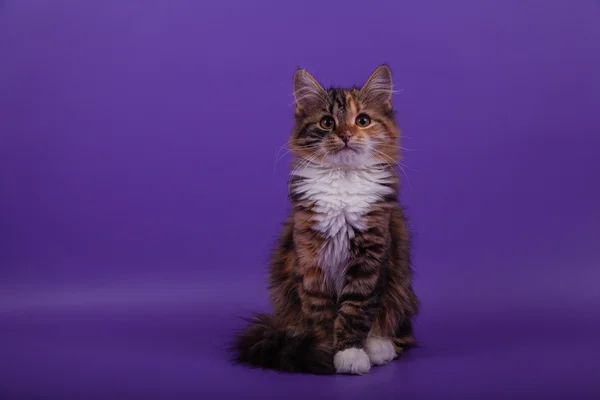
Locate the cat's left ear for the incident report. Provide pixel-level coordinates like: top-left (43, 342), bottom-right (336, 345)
top-left (293, 69), bottom-right (326, 112)
top-left (360, 64), bottom-right (394, 107)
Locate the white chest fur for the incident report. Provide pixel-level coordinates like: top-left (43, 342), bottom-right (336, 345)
top-left (292, 166), bottom-right (395, 294)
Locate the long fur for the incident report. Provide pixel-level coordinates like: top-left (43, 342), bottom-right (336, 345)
top-left (230, 313), bottom-right (335, 374)
top-left (230, 65), bottom-right (419, 375)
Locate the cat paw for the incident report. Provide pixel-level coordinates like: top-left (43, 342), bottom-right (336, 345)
top-left (333, 347), bottom-right (371, 375)
top-left (365, 337), bottom-right (397, 366)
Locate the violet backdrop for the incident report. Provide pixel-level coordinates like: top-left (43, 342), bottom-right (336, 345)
top-left (1, 0), bottom-right (599, 398)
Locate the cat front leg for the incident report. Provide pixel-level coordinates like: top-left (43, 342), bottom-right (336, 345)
top-left (332, 213), bottom-right (389, 375)
top-left (297, 266), bottom-right (336, 341)
top-left (332, 261), bottom-right (381, 375)
top-left (291, 210), bottom-right (338, 342)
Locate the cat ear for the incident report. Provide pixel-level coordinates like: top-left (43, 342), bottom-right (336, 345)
top-left (293, 69), bottom-right (326, 112)
top-left (360, 64), bottom-right (394, 107)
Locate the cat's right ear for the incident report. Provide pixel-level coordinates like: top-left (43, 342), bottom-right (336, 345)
top-left (293, 69), bottom-right (326, 112)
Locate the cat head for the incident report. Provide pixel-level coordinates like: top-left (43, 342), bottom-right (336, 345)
top-left (289, 65), bottom-right (400, 169)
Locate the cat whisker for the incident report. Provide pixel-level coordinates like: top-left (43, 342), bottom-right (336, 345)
top-left (370, 139), bottom-right (418, 153)
top-left (372, 141), bottom-right (416, 152)
top-left (288, 150), bottom-right (322, 198)
top-left (368, 147), bottom-right (412, 189)
top-left (274, 143), bottom-right (321, 172)
top-left (399, 163), bottom-right (418, 172)
top-left (275, 144), bottom-right (319, 163)
top-left (275, 142), bottom-right (291, 161)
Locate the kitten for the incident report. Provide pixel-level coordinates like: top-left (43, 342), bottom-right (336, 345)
top-left (231, 65), bottom-right (418, 375)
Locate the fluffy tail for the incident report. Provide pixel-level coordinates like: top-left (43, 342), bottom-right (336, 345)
top-left (230, 313), bottom-right (335, 374)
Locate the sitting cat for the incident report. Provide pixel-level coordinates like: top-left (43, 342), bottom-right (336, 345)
top-left (231, 65), bottom-right (418, 375)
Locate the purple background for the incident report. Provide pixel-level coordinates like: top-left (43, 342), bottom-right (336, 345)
top-left (1, 0), bottom-right (599, 398)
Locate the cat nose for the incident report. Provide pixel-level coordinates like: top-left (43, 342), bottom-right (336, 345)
top-left (340, 132), bottom-right (352, 143)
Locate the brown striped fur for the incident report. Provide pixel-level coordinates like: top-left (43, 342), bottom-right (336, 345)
top-left (231, 65), bottom-right (418, 375)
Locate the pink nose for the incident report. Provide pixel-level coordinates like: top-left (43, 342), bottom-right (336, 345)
top-left (340, 132), bottom-right (351, 143)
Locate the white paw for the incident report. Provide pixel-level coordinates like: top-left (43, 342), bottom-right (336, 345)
top-left (334, 347), bottom-right (371, 375)
top-left (365, 337), bottom-right (397, 366)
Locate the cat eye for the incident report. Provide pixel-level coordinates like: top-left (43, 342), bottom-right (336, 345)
top-left (319, 116), bottom-right (335, 130)
top-left (355, 114), bottom-right (371, 127)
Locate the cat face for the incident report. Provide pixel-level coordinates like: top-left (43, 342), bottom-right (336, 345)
top-left (290, 65), bottom-right (400, 169)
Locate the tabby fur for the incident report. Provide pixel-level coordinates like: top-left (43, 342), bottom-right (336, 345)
top-left (231, 65), bottom-right (418, 375)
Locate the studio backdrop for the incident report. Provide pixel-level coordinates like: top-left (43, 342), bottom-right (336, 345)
top-left (1, 0), bottom-right (599, 398)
